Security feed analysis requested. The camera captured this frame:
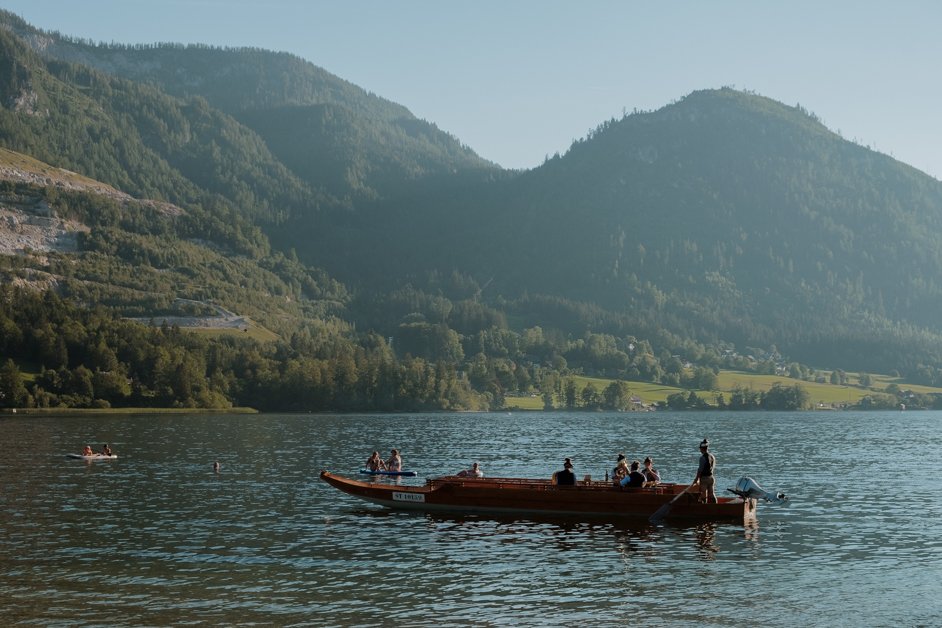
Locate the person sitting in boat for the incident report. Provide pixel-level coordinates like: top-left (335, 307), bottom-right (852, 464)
top-left (366, 451), bottom-right (386, 472)
top-left (457, 462), bottom-right (484, 478)
top-left (101, 444), bottom-right (113, 456)
top-left (642, 456), bottom-right (660, 484)
top-left (386, 449), bottom-right (402, 472)
top-left (612, 453), bottom-right (629, 486)
top-left (553, 458), bottom-right (576, 485)
top-left (82, 445), bottom-right (94, 456)
top-left (620, 460), bottom-right (647, 488)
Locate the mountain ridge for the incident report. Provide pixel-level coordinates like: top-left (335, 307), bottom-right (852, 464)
top-left (0, 11), bottom-right (497, 206)
top-left (2, 11), bottom-right (942, 412)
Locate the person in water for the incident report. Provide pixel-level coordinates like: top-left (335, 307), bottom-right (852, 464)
top-left (620, 460), bottom-right (647, 488)
top-left (457, 462), bottom-right (484, 478)
top-left (693, 438), bottom-right (717, 503)
top-left (82, 445), bottom-right (93, 456)
top-left (386, 449), bottom-right (402, 472)
top-left (612, 453), bottom-right (629, 485)
top-left (553, 458), bottom-right (576, 485)
top-left (365, 451), bottom-right (386, 472)
top-left (642, 456), bottom-right (660, 484)
top-left (101, 444), bottom-right (113, 456)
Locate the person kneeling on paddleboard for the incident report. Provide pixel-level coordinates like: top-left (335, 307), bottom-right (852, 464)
top-left (386, 449), bottom-right (402, 472)
top-left (366, 451), bottom-right (386, 472)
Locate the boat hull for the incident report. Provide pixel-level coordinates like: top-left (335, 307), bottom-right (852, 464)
top-left (320, 471), bottom-right (756, 523)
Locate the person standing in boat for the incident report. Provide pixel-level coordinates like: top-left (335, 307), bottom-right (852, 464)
top-left (693, 438), bottom-right (717, 503)
top-left (642, 456), bottom-right (660, 484)
top-left (366, 451), bottom-right (386, 472)
top-left (553, 458), bottom-right (576, 485)
top-left (457, 462), bottom-right (484, 478)
top-left (386, 449), bottom-right (402, 472)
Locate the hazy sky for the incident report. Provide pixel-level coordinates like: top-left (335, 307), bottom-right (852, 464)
top-left (3, 0), bottom-right (939, 178)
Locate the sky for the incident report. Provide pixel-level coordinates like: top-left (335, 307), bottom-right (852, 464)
top-left (2, 0), bottom-right (940, 178)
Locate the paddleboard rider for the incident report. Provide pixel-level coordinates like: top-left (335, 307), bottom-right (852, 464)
top-left (693, 438), bottom-right (717, 503)
top-left (366, 451), bottom-right (386, 472)
top-left (386, 449), bottom-right (402, 472)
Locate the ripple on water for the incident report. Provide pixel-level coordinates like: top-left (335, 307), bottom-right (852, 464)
top-left (1, 411), bottom-right (941, 625)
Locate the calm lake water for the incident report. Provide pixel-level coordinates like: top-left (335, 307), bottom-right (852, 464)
top-left (1, 410), bottom-right (940, 626)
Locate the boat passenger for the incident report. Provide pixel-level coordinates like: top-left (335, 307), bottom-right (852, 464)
top-left (456, 462), bottom-right (484, 478)
top-left (620, 460), bottom-right (647, 488)
top-left (366, 451), bottom-right (386, 472)
top-left (82, 445), bottom-right (94, 456)
top-left (642, 456), bottom-right (660, 484)
top-left (612, 453), bottom-right (629, 485)
top-left (693, 438), bottom-right (717, 503)
top-left (101, 444), bottom-right (113, 456)
top-left (553, 458), bottom-right (576, 486)
top-left (386, 449), bottom-right (402, 472)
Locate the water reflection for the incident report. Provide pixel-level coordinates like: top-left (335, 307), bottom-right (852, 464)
top-left (611, 522), bottom-right (660, 565)
top-left (693, 523), bottom-right (719, 559)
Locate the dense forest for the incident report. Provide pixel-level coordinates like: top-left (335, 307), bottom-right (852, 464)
top-left (2, 11), bottom-right (942, 412)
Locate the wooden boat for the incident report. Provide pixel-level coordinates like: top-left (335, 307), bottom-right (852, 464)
top-left (320, 471), bottom-right (758, 523)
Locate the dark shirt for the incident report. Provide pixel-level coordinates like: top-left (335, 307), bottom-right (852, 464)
top-left (697, 452), bottom-right (716, 477)
top-left (555, 468), bottom-right (576, 485)
top-left (626, 470), bottom-right (646, 488)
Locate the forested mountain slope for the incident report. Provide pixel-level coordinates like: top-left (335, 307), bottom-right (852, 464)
top-left (1, 10), bottom-right (496, 206)
top-left (3, 9), bottom-right (942, 410)
top-left (339, 89), bottom-right (942, 371)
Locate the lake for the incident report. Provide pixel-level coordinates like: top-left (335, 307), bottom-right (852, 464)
top-left (1, 410), bottom-right (940, 626)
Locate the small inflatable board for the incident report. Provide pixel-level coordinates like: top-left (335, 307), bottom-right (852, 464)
top-left (67, 453), bottom-right (118, 460)
top-left (359, 469), bottom-right (417, 477)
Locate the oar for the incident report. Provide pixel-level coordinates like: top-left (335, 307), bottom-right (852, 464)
top-left (649, 483), bottom-right (694, 523)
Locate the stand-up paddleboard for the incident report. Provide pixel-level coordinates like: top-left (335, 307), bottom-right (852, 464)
top-left (67, 453), bottom-right (118, 460)
top-left (359, 469), bottom-right (417, 477)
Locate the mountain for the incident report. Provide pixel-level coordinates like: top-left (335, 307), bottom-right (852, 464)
top-left (1, 12), bottom-right (496, 206)
top-left (2, 11), bottom-right (942, 413)
top-left (315, 88), bottom-right (942, 373)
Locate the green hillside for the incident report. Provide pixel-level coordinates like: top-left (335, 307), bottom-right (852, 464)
top-left (0, 11), bottom-right (496, 206)
top-left (331, 89), bottom-right (942, 376)
top-left (2, 11), bottom-right (942, 413)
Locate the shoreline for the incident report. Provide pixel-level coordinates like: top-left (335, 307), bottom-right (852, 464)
top-left (0, 407), bottom-right (258, 416)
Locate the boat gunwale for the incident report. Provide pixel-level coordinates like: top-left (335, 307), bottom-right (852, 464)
top-left (320, 470), bottom-right (747, 507)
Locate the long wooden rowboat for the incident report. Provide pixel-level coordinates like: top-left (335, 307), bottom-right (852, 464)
top-left (320, 471), bottom-right (758, 523)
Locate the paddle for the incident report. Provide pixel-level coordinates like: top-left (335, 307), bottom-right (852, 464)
top-left (649, 483), bottom-right (695, 523)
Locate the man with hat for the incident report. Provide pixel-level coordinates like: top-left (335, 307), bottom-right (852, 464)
top-left (611, 453), bottom-right (629, 485)
top-left (553, 457), bottom-right (576, 485)
top-left (693, 438), bottom-right (717, 503)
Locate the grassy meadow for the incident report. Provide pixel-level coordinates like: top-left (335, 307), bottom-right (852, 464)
top-left (503, 370), bottom-right (942, 410)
